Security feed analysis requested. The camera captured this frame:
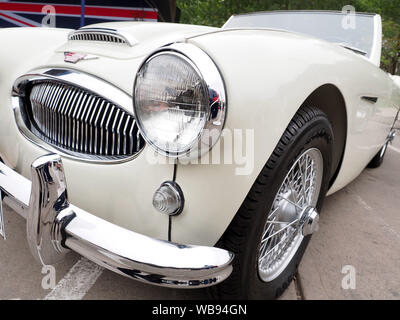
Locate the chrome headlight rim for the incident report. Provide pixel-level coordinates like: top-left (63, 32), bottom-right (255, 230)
top-left (133, 42), bottom-right (227, 159)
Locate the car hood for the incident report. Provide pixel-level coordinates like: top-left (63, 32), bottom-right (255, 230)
top-left (56, 21), bottom-right (219, 59)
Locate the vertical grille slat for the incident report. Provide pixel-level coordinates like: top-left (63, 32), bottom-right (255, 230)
top-left (57, 85), bottom-right (69, 145)
top-left (122, 117), bottom-right (130, 155)
top-left (51, 85), bottom-right (64, 142)
top-left (71, 91), bottom-right (85, 150)
top-left (67, 89), bottom-right (79, 149)
top-left (42, 84), bottom-right (53, 136)
top-left (88, 98), bottom-right (101, 154)
top-left (104, 104), bottom-right (114, 156)
top-left (27, 81), bottom-right (143, 160)
top-left (111, 108), bottom-right (121, 156)
top-left (61, 88), bottom-right (74, 148)
top-left (36, 84), bottom-right (44, 131)
top-left (39, 84), bottom-right (48, 131)
top-left (129, 121), bottom-right (135, 155)
top-left (79, 94), bottom-right (93, 153)
top-left (117, 113), bottom-right (127, 156)
top-left (99, 102), bottom-right (111, 155)
top-left (75, 93), bottom-right (87, 152)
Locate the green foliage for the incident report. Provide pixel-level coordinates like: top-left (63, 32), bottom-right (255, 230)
top-left (356, 0), bottom-right (400, 73)
top-left (381, 20), bottom-right (400, 74)
top-left (176, 0), bottom-right (400, 74)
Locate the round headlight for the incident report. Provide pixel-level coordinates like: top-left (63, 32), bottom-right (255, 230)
top-left (133, 43), bottom-right (226, 158)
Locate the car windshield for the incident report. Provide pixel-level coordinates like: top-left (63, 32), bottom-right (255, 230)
top-left (223, 11), bottom-right (376, 57)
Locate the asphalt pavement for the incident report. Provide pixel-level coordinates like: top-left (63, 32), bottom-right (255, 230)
top-left (1, 138), bottom-right (399, 300)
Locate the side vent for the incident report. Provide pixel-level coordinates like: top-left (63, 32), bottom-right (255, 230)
top-left (68, 28), bottom-right (137, 46)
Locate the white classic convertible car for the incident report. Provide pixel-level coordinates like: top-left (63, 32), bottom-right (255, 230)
top-left (0, 10), bottom-right (399, 299)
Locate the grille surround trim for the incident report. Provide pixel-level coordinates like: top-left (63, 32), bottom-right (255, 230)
top-left (12, 68), bottom-right (145, 164)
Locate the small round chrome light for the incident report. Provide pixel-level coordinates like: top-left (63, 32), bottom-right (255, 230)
top-left (152, 181), bottom-right (184, 216)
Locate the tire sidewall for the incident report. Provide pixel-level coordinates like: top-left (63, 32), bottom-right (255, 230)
top-left (243, 118), bottom-right (333, 299)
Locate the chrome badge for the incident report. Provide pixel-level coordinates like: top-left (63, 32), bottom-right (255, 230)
top-left (64, 52), bottom-right (98, 64)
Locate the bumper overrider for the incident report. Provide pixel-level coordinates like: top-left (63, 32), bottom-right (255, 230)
top-left (0, 154), bottom-right (234, 288)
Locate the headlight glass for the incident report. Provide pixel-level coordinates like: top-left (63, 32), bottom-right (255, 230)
top-left (134, 53), bottom-right (209, 156)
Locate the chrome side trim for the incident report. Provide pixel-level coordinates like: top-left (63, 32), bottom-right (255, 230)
top-left (361, 96), bottom-right (378, 103)
top-left (68, 28), bottom-right (138, 47)
top-left (12, 68), bottom-right (144, 164)
top-left (0, 155), bottom-right (234, 288)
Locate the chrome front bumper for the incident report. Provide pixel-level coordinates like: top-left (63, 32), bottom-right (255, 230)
top-left (0, 154), bottom-right (234, 288)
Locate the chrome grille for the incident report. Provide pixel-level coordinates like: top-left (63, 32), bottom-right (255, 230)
top-left (27, 81), bottom-right (144, 160)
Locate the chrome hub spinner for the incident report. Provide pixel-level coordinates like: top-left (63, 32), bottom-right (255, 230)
top-left (300, 206), bottom-right (320, 236)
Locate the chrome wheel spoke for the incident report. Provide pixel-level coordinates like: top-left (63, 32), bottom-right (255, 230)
top-left (261, 218), bottom-right (299, 243)
top-left (277, 195), bottom-right (303, 210)
top-left (257, 148), bottom-right (323, 282)
top-left (266, 220), bottom-right (292, 224)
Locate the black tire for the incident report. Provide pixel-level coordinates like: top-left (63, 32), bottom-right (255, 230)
top-left (367, 143), bottom-right (388, 169)
top-left (212, 106), bottom-right (334, 299)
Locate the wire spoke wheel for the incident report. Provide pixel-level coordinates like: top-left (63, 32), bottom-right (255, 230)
top-left (258, 148), bottom-right (323, 282)
top-left (213, 107), bottom-right (332, 299)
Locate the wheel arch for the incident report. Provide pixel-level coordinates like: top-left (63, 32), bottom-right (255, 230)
top-left (300, 84), bottom-right (347, 187)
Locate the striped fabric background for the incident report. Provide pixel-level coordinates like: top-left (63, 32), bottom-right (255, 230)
top-left (0, 0), bottom-right (158, 29)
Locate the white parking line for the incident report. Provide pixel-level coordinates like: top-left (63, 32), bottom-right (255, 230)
top-left (355, 194), bottom-right (373, 211)
top-left (44, 257), bottom-right (103, 300)
top-left (389, 145), bottom-right (400, 154)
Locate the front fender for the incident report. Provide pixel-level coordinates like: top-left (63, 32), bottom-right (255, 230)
top-left (171, 29), bottom-right (394, 246)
